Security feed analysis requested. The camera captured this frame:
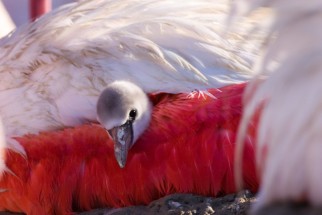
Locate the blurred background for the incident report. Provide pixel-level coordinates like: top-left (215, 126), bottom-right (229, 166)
top-left (0, 0), bottom-right (76, 37)
top-left (2, 0), bottom-right (75, 26)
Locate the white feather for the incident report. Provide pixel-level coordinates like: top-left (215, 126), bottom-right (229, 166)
top-left (0, 1), bottom-right (15, 38)
top-left (0, 0), bottom-right (266, 148)
top-left (232, 0), bottom-right (322, 210)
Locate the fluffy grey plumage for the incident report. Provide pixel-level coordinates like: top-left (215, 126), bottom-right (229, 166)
top-left (97, 81), bottom-right (152, 168)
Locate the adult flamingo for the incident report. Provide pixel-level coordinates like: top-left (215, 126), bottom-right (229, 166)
top-left (0, 1), bottom-right (266, 213)
top-left (231, 0), bottom-right (322, 211)
top-left (0, 0), bottom-right (266, 155)
top-left (0, 83), bottom-right (258, 215)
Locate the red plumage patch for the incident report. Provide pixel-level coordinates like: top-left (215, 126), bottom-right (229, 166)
top-left (0, 83), bottom-right (258, 214)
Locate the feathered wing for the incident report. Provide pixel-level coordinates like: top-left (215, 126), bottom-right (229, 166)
top-left (0, 84), bottom-right (258, 214)
top-left (0, 0), bottom-right (267, 152)
top-left (232, 0), bottom-right (322, 210)
top-left (0, 0), bottom-right (265, 92)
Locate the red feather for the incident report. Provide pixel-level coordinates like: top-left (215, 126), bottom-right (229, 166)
top-left (0, 83), bottom-right (258, 214)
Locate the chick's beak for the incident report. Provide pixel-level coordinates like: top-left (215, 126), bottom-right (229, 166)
top-left (107, 120), bottom-right (134, 168)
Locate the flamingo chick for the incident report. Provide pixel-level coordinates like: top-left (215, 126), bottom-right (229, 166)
top-left (97, 81), bottom-right (152, 168)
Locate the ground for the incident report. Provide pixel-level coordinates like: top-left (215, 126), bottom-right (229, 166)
top-left (1, 191), bottom-right (322, 215)
top-left (78, 191), bottom-right (255, 215)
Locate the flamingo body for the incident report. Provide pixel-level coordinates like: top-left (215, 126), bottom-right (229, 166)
top-left (0, 83), bottom-right (258, 214)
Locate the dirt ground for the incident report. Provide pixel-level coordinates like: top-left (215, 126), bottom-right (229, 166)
top-left (1, 191), bottom-right (322, 215)
top-left (78, 191), bottom-right (255, 215)
top-left (77, 191), bottom-right (322, 215)
top-left (0, 191), bottom-right (254, 215)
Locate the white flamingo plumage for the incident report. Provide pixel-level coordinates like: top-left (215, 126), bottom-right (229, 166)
top-left (0, 1), bottom-right (15, 38)
top-left (0, 0), bottom-right (267, 152)
top-left (232, 0), bottom-right (322, 211)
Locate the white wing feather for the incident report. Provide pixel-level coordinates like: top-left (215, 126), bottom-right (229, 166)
top-left (232, 0), bottom-right (322, 210)
top-left (0, 0), bottom-right (267, 138)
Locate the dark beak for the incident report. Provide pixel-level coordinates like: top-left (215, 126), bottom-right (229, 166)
top-left (107, 120), bottom-right (134, 168)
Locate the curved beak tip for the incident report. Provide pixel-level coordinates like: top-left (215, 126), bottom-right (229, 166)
top-left (117, 158), bottom-right (126, 169)
top-left (114, 147), bottom-right (127, 168)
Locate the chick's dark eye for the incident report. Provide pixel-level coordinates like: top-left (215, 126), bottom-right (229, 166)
top-left (129, 109), bottom-right (137, 120)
